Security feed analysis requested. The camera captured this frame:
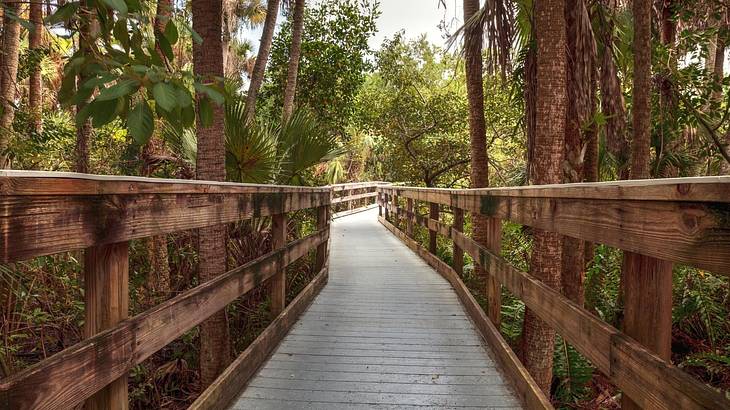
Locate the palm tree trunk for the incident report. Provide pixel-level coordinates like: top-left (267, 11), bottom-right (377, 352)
top-left (463, 0), bottom-right (494, 299)
top-left (622, 1), bottom-right (673, 407)
top-left (562, 0), bottom-right (595, 306)
top-left (281, 0), bottom-right (306, 122)
top-left (244, 0), bottom-right (282, 122)
top-left (192, 0), bottom-right (231, 387)
top-left (521, 0), bottom-right (566, 394)
top-left (75, 0), bottom-right (96, 173)
top-left (29, 0), bottom-right (44, 133)
top-left (0, 0), bottom-right (22, 168)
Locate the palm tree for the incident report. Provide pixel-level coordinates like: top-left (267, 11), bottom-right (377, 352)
top-left (521, 0), bottom-right (566, 394)
top-left (244, 0), bottom-right (282, 122)
top-left (281, 0), bottom-right (306, 122)
top-left (0, 0), bottom-right (22, 168)
top-left (621, 0), bottom-right (674, 407)
top-left (29, 0), bottom-right (44, 133)
top-left (562, 0), bottom-right (596, 306)
top-left (192, 0), bottom-right (231, 387)
top-left (462, 0), bottom-right (494, 303)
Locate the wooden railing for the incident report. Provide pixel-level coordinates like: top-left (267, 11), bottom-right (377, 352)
top-left (378, 177), bottom-right (730, 410)
top-left (0, 172), bottom-right (381, 409)
top-left (330, 181), bottom-right (387, 217)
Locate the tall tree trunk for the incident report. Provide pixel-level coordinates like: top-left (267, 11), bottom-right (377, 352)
top-left (142, 0), bottom-right (174, 303)
top-left (714, 8), bottom-right (729, 174)
top-left (562, 0), bottom-right (595, 306)
top-left (599, 0), bottom-right (629, 179)
top-left (192, 0), bottom-right (231, 387)
top-left (656, 0), bottom-right (676, 176)
top-left (463, 0), bottom-right (495, 300)
top-left (521, 0), bottom-right (566, 394)
top-left (244, 0), bottom-right (281, 122)
top-left (622, 0), bottom-right (674, 407)
top-left (75, 0), bottom-right (96, 173)
top-left (0, 0), bottom-right (22, 168)
top-left (29, 0), bottom-right (44, 133)
top-left (281, 0), bottom-right (306, 123)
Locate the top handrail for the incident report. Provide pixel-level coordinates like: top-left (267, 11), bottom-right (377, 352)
top-left (376, 176), bottom-right (730, 202)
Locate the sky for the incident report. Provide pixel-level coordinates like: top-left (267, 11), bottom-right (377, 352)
top-left (242, 0), bottom-right (463, 53)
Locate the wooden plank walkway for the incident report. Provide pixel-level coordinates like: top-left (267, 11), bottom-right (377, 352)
top-left (230, 208), bottom-right (521, 409)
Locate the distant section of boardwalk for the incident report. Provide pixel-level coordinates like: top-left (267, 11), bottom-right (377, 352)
top-left (230, 208), bottom-right (521, 409)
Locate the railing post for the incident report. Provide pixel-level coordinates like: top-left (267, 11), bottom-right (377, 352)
top-left (452, 208), bottom-right (464, 275)
top-left (406, 198), bottom-right (414, 237)
top-left (486, 217), bottom-right (502, 326)
top-left (392, 193), bottom-right (399, 226)
top-left (621, 252), bottom-right (673, 409)
top-left (384, 192), bottom-right (389, 220)
top-left (84, 242), bottom-right (129, 410)
top-left (315, 205), bottom-right (329, 272)
top-left (378, 189), bottom-right (383, 216)
top-left (347, 189), bottom-right (353, 210)
top-left (270, 213), bottom-right (287, 316)
top-left (428, 202), bottom-right (439, 254)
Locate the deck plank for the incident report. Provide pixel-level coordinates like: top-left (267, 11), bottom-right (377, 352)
top-left (230, 209), bottom-right (521, 409)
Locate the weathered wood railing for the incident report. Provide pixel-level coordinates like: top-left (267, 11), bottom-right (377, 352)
top-left (0, 172), bottom-right (381, 409)
top-left (330, 181), bottom-right (386, 217)
top-left (378, 177), bottom-right (730, 410)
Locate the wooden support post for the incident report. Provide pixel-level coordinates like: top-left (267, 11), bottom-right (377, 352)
top-left (452, 207), bottom-right (464, 276)
top-left (486, 217), bottom-right (502, 326)
top-left (392, 194), bottom-right (399, 227)
top-left (378, 191), bottom-right (383, 216)
top-left (621, 252), bottom-right (673, 410)
top-left (384, 193), bottom-right (389, 220)
top-left (84, 242), bottom-right (129, 410)
top-left (270, 213), bottom-right (287, 317)
top-left (315, 205), bottom-right (329, 272)
top-left (347, 189), bottom-right (353, 210)
top-left (406, 198), bottom-right (414, 237)
top-left (429, 202), bottom-right (439, 254)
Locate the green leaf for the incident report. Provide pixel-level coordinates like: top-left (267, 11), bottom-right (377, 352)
top-left (156, 33), bottom-right (174, 62)
top-left (198, 97), bottom-right (213, 127)
top-left (164, 21), bottom-right (179, 45)
top-left (102, 0), bottom-right (128, 14)
top-left (128, 101), bottom-right (154, 144)
top-left (96, 78), bottom-right (139, 101)
top-left (90, 99), bottom-right (121, 128)
top-left (183, 22), bottom-right (203, 45)
top-left (152, 82), bottom-right (177, 111)
top-left (114, 18), bottom-right (130, 51)
top-left (177, 88), bottom-right (193, 108)
top-left (45, 2), bottom-right (79, 26)
top-left (194, 83), bottom-right (225, 105)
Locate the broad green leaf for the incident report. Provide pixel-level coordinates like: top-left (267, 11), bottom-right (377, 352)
top-left (184, 22), bottom-right (203, 45)
top-left (45, 2), bottom-right (79, 26)
top-left (90, 99), bottom-right (121, 128)
top-left (164, 21), bottom-right (179, 45)
top-left (194, 83), bottom-right (224, 105)
top-left (102, 0), bottom-right (128, 14)
top-left (96, 78), bottom-right (139, 101)
top-left (156, 33), bottom-right (174, 62)
top-left (177, 88), bottom-right (193, 108)
top-left (152, 82), bottom-right (177, 111)
top-left (198, 97), bottom-right (213, 127)
top-left (128, 101), bottom-right (154, 145)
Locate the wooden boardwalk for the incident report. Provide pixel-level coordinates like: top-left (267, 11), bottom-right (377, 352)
top-left (230, 208), bottom-right (521, 409)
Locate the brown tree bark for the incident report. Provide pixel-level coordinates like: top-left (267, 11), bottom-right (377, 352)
top-left (154, 0), bottom-right (172, 63)
top-left (463, 0), bottom-right (498, 309)
top-left (622, 0), bottom-right (674, 407)
top-left (192, 0), bottom-right (231, 387)
top-left (599, 0), bottom-right (629, 179)
top-left (244, 0), bottom-right (281, 122)
top-left (0, 0), bottom-right (22, 168)
top-left (521, 0), bottom-right (567, 394)
top-left (29, 0), bottom-right (44, 133)
top-left (281, 0), bottom-right (305, 122)
top-left (562, 0), bottom-right (595, 306)
top-left (75, 0), bottom-right (96, 174)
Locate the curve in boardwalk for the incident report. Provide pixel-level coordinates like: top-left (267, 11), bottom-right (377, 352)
top-left (231, 208), bottom-right (521, 409)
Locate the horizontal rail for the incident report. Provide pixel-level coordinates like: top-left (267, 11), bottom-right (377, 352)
top-left (0, 170), bottom-right (331, 195)
top-left (382, 196), bottom-right (730, 409)
top-left (0, 228), bottom-right (328, 409)
top-left (379, 178), bottom-right (730, 275)
top-left (330, 191), bottom-right (378, 204)
top-left (330, 181), bottom-right (389, 192)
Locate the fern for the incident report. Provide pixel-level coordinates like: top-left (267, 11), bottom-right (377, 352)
top-left (553, 336), bottom-right (595, 406)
